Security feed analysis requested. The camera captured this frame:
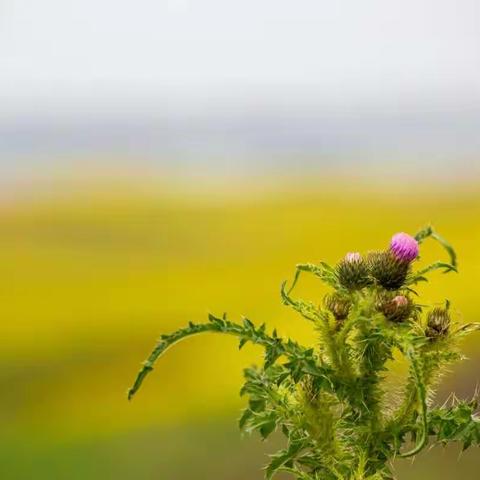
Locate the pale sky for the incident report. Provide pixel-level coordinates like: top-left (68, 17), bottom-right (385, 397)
top-left (0, 0), bottom-right (479, 182)
top-left (1, 0), bottom-right (479, 115)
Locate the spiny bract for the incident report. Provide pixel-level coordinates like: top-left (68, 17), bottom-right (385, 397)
top-left (128, 226), bottom-right (480, 480)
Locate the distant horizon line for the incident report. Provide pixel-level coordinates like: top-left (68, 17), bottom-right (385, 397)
top-left (1, 103), bottom-right (480, 158)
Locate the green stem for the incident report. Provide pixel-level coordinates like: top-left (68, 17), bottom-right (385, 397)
top-left (398, 350), bottom-right (428, 458)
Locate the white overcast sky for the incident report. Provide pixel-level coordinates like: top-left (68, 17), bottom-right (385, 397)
top-left (1, 0), bottom-right (479, 116)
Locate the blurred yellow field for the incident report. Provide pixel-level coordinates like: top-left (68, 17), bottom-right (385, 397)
top-left (1, 180), bottom-right (480, 478)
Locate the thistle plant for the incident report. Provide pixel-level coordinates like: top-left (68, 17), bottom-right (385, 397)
top-left (128, 226), bottom-right (480, 480)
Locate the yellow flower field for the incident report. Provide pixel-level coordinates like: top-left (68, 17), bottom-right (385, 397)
top-left (1, 179), bottom-right (479, 479)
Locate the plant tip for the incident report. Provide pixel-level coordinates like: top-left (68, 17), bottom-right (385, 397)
top-left (345, 252), bottom-right (362, 263)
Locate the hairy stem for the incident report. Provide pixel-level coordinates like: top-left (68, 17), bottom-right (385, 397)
top-left (398, 350), bottom-right (428, 458)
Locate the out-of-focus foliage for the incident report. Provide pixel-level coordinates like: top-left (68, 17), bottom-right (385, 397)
top-left (1, 180), bottom-right (480, 479)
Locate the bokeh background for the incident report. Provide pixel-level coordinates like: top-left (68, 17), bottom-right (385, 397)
top-left (1, 1), bottom-right (480, 479)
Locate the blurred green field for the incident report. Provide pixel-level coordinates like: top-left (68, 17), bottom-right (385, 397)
top-left (1, 180), bottom-right (480, 479)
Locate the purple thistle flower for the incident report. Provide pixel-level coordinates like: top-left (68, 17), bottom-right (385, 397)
top-left (345, 252), bottom-right (362, 263)
top-left (390, 232), bottom-right (419, 262)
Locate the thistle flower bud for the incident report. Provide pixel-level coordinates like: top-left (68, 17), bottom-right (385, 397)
top-left (324, 293), bottom-right (351, 321)
top-left (392, 295), bottom-right (408, 307)
top-left (336, 252), bottom-right (371, 290)
top-left (426, 307), bottom-right (451, 338)
top-left (367, 250), bottom-right (410, 290)
top-left (376, 293), bottom-right (412, 323)
top-left (390, 232), bottom-right (419, 263)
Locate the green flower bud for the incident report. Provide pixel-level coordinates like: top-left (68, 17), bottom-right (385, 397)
top-left (336, 252), bottom-right (371, 290)
top-left (426, 307), bottom-right (451, 338)
top-left (367, 250), bottom-right (410, 290)
top-left (324, 293), bottom-right (351, 321)
top-left (376, 293), bottom-right (412, 323)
